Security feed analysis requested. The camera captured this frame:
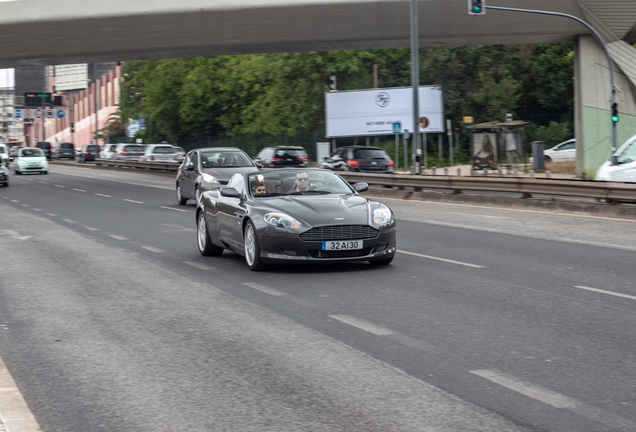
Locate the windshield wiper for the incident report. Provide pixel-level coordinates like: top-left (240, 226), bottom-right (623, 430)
top-left (288, 190), bottom-right (331, 195)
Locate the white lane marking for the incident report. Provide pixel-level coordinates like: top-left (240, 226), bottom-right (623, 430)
top-left (95, 193), bottom-right (112, 198)
top-left (46, 213), bottom-right (57, 217)
top-left (398, 250), bottom-right (484, 268)
top-left (470, 370), bottom-right (580, 409)
top-left (243, 282), bottom-right (285, 296)
top-left (124, 199), bottom-right (144, 204)
top-left (24, 178), bottom-right (33, 181)
top-left (62, 219), bottom-right (75, 224)
top-left (329, 314), bottom-right (394, 336)
top-left (184, 261), bottom-right (214, 270)
top-left (21, 204), bottom-right (29, 207)
top-left (39, 181), bottom-right (48, 184)
top-left (1, 230), bottom-right (31, 241)
top-left (84, 226), bottom-right (100, 231)
top-left (72, 188), bottom-right (86, 192)
top-left (54, 184), bottom-right (65, 188)
top-left (33, 208), bottom-right (42, 212)
top-left (108, 235), bottom-right (128, 240)
top-left (10, 199), bottom-right (18, 202)
top-left (574, 285), bottom-right (636, 301)
top-left (142, 246), bottom-right (164, 253)
top-left (2, 196), bottom-right (7, 199)
top-left (0, 354), bottom-right (42, 432)
top-left (160, 206), bottom-right (187, 212)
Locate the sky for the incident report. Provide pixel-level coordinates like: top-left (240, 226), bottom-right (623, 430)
top-left (0, 69), bottom-right (14, 88)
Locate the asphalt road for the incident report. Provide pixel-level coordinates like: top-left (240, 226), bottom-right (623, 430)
top-left (1, 165), bottom-right (635, 431)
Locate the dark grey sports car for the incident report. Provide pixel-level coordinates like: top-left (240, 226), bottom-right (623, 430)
top-left (196, 168), bottom-right (397, 271)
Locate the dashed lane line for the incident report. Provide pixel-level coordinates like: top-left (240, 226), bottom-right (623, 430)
top-left (46, 213), bottom-right (57, 217)
top-left (62, 219), bottom-right (75, 224)
top-left (397, 250), bottom-right (484, 268)
top-left (95, 193), bottom-right (112, 198)
top-left (33, 208), bottom-right (42, 212)
top-left (142, 246), bottom-right (164, 253)
top-left (73, 188), bottom-right (86, 192)
top-left (84, 226), bottom-right (100, 231)
top-left (160, 206), bottom-right (188, 212)
top-left (242, 282), bottom-right (285, 296)
top-left (39, 181), bottom-right (48, 184)
top-left (108, 235), bottom-right (129, 240)
top-left (183, 261), bottom-right (214, 270)
top-left (10, 200), bottom-right (18, 202)
top-left (329, 314), bottom-right (394, 336)
top-left (573, 285), bottom-right (636, 301)
top-left (124, 199), bottom-right (144, 204)
top-left (54, 184), bottom-right (65, 188)
top-left (21, 204), bottom-right (29, 207)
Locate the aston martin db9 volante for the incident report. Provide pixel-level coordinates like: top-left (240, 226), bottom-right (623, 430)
top-left (196, 168), bottom-right (397, 271)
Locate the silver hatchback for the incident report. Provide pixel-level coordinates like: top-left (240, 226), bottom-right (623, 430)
top-left (113, 144), bottom-right (145, 161)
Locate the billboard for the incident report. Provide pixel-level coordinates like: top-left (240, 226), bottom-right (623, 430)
top-left (325, 86), bottom-right (444, 138)
top-left (55, 64), bottom-right (89, 91)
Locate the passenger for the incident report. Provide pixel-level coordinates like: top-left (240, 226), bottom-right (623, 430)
top-left (223, 154), bottom-right (236, 166)
top-left (289, 171), bottom-right (310, 193)
top-left (252, 182), bottom-right (267, 195)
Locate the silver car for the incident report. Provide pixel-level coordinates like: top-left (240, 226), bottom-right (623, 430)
top-left (139, 144), bottom-right (180, 163)
top-left (113, 143), bottom-right (145, 161)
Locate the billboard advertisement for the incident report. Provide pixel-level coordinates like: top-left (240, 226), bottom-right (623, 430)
top-left (325, 86), bottom-right (444, 138)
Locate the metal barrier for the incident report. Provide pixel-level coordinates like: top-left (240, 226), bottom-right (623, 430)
top-left (94, 159), bottom-right (179, 172)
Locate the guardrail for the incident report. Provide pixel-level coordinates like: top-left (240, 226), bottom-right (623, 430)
top-left (69, 159), bottom-right (636, 202)
top-left (338, 172), bottom-right (636, 202)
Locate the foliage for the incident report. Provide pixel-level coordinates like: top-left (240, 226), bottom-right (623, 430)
top-left (526, 121), bottom-right (572, 148)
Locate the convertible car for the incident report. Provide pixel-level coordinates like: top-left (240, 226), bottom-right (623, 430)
top-left (196, 168), bottom-right (397, 271)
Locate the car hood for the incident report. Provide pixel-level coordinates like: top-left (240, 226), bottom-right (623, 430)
top-left (255, 193), bottom-right (371, 226)
top-left (203, 167), bottom-right (256, 182)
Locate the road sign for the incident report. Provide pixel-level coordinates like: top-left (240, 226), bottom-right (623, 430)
top-left (24, 109), bottom-right (32, 119)
top-left (14, 109), bottom-right (22, 120)
top-left (419, 116), bottom-right (429, 129)
top-left (463, 116), bottom-right (474, 124)
top-left (35, 110), bottom-right (42, 119)
top-left (0, 110), bottom-right (7, 117)
top-left (392, 121), bottom-right (402, 134)
top-left (55, 109), bottom-right (66, 119)
top-left (454, 124), bottom-right (461, 134)
top-left (46, 110), bottom-right (54, 119)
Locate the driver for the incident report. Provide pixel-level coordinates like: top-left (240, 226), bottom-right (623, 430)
top-left (289, 171), bottom-right (311, 192)
top-left (223, 154), bottom-right (236, 166)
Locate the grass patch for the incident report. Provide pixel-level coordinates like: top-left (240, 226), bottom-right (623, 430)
top-left (545, 161), bottom-right (576, 175)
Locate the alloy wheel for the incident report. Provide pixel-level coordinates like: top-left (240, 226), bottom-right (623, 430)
top-left (245, 224), bottom-right (256, 266)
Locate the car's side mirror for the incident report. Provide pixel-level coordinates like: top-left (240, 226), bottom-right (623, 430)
top-left (354, 182), bottom-right (369, 193)
top-left (255, 163), bottom-right (263, 169)
top-left (186, 164), bottom-right (195, 171)
top-left (611, 155), bottom-right (619, 165)
top-left (220, 187), bottom-right (241, 198)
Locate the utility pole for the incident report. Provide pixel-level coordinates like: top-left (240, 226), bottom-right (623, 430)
top-left (410, 0), bottom-right (421, 175)
top-left (93, 63), bottom-right (99, 146)
top-left (41, 67), bottom-right (45, 144)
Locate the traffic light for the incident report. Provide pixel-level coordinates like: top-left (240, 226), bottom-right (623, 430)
top-left (70, 122), bottom-right (75, 133)
top-left (611, 102), bottom-right (619, 123)
top-left (469, 0), bottom-right (485, 15)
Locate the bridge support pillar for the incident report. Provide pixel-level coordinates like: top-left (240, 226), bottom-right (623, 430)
top-left (575, 35), bottom-right (636, 178)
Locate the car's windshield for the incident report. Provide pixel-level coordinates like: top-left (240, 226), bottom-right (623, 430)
top-left (0, 146), bottom-right (6, 154)
top-left (152, 146), bottom-right (176, 154)
top-left (20, 148), bottom-right (44, 158)
top-left (87, 145), bottom-right (100, 152)
top-left (201, 151), bottom-right (253, 168)
top-left (248, 170), bottom-right (353, 196)
top-left (274, 149), bottom-right (306, 158)
top-left (352, 149), bottom-right (388, 159)
top-left (123, 145), bottom-right (144, 152)
top-left (617, 141), bottom-right (636, 164)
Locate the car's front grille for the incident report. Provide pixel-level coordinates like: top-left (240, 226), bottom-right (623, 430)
top-left (300, 225), bottom-right (379, 241)
top-left (307, 247), bottom-right (373, 258)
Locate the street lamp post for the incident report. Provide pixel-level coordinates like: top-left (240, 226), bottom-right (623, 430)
top-left (410, 0), bottom-right (421, 175)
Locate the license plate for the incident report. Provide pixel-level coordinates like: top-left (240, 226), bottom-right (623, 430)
top-left (322, 240), bottom-right (363, 250)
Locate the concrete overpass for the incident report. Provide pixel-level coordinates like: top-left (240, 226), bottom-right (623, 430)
top-left (2, 0), bottom-right (636, 173)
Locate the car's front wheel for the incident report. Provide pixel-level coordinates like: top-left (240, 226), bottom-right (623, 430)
top-left (544, 156), bottom-right (552, 163)
top-left (197, 211), bottom-right (223, 256)
top-left (176, 183), bottom-right (187, 205)
top-left (244, 220), bottom-right (265, 271)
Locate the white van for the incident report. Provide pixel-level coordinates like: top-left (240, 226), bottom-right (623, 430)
top-left (596, 133), bottom-right (636, 183)
top-left (0, 143), bottom-right (8, 166)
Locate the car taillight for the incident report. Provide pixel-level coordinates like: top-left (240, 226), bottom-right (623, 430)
top-left (150, 156), bottom-right (155, 161)
top-left (387, 159), bottom-right (394, 166)
top-left (121, 150), bottom-right (128, 155)
top-left (298, 155), bottom-right (308, 161)
top-left (174, 155), bottom-right (179, 161)
top-left (271, 157), bottom-right (282, 162)
top-left (83, 151), bottom-right (89, 155)
top-left (347, 160), bottom-right (360, 167)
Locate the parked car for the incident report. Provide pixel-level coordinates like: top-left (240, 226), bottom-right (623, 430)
top-left (112, 143), bottom-right (145, 161)
top-left (9, 146), bottom-right (22, 161)
top-left (14, 147), bottom-right (48, 175)
top-left (596, 133), bottom-right (636, 183)
top-left (176, 147), bottom-right (261, 204)
top-left (98, 143), bottom-right (118, 159)
top-left (35, 141), bottom-right (52, 160)
top-left (320, 146), bottom-right (394, 173)
top-left (139, 144), bottom-right (180, 163)
top-left (52, 142), bottom-right (76, 160)
top-left (195, 168), bottom-right (396, 271)
top-left (77, 144), bottom-right (101, 163)
top-left (253, 146), bottom-right (308, 168)
top-left (543, 139), bottom-right (576, 162)
top-left (0, 143), bottom-right (8, 167)
top-left (0, 161), bottom-right (8, 186)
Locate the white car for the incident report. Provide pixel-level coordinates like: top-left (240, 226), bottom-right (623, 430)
top-left (543, 139), bottom-right (576, 162)
top-left (99, 143), bottom-right (118, 159)
top-left (0, 143), bottom-right (8, 166)
top-left (14, 147), bottom-right (49, 175)
top-left (139, 144), bottom-right (180, 163)
top-left (596, 133), bottom-right (636, 183)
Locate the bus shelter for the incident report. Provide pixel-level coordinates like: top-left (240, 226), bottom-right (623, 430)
top-left (466, 120), bottom-right (528, 171)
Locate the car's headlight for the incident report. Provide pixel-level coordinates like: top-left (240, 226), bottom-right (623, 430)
top-left (201, 173), bottom-right (218, 183)
top-left (263, 213), bottom-right (302, 229)
top-left (18, 160), bottom-right (26, 165)
top-left (372, 206), bottom-right (393, 225)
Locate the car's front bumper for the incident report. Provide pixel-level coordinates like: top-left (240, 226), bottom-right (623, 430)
top-left (257, 225), bottom-right (396, 264)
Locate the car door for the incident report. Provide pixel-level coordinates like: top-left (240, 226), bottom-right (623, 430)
top-left (217, 174), bottom-right (246, 247)
top-left (182, 152), bottom-right (198, 198)
top-left (554, 141), bottom-right (575, 162)
top-left (612, 141), bottom-right (636, 182)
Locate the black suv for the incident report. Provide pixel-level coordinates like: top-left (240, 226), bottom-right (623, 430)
top-left (77, 144), bottom-right (101, 163)
top-left (254, 146), bottom-right (308, 168)
top-left (35, 141), bottom-right (52, 160)
top-left (320, 146), bottom-right (394, 173)
top-left (52, 142), bottom-right (76, 159)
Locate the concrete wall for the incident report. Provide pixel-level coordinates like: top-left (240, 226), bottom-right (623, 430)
top-left (575, 35), bottom-right (636, 177)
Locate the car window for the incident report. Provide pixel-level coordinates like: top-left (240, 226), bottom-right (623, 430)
top-left (557, 143), bottom-right (575, 151)
top-left (60, 143), bottom-right (74, 149)
top-left (617, 141), bottom-right (636, 164)
top-left (352, 149), bottom-right (388, 159)
top-left (227, 173), bottom-right (244, 194)
top-left (36, 142), bottom-right (51, 149)
top-left (173, 147), bottom-right (185, 153)
top-left (20, 148), bottom-right (44, 157)
top-left (0, 146), bottom-right (6, 154)
top-left (248, 170), bottom-right (353, 195)
top-left (87, 145), bottom-right (100, 151)
top-left (191, 152), bottom-right (199, 168)
top-left (123, 145), bottom-right (144, 152)
top-left (152, 146), bottom-right (175, 154)
top-left (200, 151), bottom-right (253, 168)
top-left (274, 149), bottom-right (306, 157)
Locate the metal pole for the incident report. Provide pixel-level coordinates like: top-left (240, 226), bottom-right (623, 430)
top-left (395, 134), bottom-right (399, 170)
top-left (410, 0), bottom-right (421, 174)
top-left (438, 133), bottom-right (442, 162)
top-left (93, 63), bottom-right (99, 146)
top-left (486, 5), bottom-right (617, 153)
top-left (41, 67), bottom-right (45, 144)
top-left (403, 130), bottom-right (409, 170)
